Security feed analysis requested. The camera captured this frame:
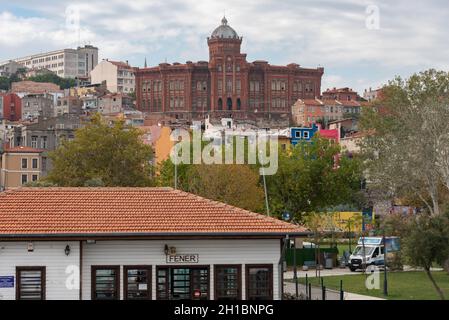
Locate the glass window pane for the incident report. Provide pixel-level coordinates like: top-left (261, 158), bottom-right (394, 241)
top-left (247, 266), bottom-right (272, 300)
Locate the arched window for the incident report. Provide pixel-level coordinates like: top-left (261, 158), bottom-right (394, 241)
top-left (227, 98), bottom-right (232, 110)
top-left (218, 98), bottom-right (223, 110)
top-left (237, 98), bottom-right (241, 110)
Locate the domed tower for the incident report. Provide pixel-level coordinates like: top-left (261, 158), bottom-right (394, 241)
top-left (208, 17), bottom-right (248, 115)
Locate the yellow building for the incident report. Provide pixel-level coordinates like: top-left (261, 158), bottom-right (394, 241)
top-left (0, 146), bottom-right (44, 189)
top-left (140, 126), bottom-right (174, 166)
top-left (278, 134), bottom-right (292, 152)
top-left (332, 211), bottom-right (363, 233)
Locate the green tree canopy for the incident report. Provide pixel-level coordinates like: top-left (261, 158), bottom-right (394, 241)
top-left (28, 73), bottom-right (77, 89)
top-left (360, 69), bottom-right (449, 216)
top-left (157, 159), bottom-right (264, 213)
top-left (46, 113), bottom-right (153, 187)
top-left (266, 135), bottom-right (364, 222)
top-left (187, 164), bottom-right (265, 212)
top-left (402, 213), bottom-right (449, 300)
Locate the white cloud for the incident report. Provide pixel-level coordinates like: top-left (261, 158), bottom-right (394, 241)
top-left (1, 0), bottom-right (448, 93)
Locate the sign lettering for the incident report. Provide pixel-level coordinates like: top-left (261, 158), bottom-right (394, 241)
top-left (166, 254), bottom-right (199, 263)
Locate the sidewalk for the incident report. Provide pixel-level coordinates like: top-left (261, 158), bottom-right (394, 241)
top-left (284, 281), bottom-right (385, 300)
top-left (284, 267), bottom-right (359, 279)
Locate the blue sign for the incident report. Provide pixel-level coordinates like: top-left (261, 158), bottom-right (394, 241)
top-left (385, 237), bottom-right (401, 252)
top-left (282, 211), bottom-right (291, 221)
top-left (362, 207), bottom-right (374, 231)
top-left (0, 276), bottom-right (14, 288)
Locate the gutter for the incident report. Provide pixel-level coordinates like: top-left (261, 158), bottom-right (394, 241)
top-left (0, 231), bottom-right (311, 240)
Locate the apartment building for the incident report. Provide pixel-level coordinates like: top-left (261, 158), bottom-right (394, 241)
top-left (0, 60), bottom-right (23, 77)
top-left (21, 93), bottom-right (55, 120)
top-left (0, 146), bottom-right (44, 190)
top-left (55, 96), bottom-right (82, 116)
top-left (9, 45), bottom-right (98, 79)
top-left (90, 60), bottom-right (135, 93)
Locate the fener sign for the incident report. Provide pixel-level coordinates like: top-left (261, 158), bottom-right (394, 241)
top-left (166, 254), bottom-right (199, 263)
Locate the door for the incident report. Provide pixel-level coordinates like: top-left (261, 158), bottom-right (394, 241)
top-left (16, 267), bottom-right (46, 300)
top-left (156, 266), bottom-right (209, 300)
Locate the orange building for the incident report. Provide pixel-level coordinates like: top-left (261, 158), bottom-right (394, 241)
top-left (140, 125), bottom-right (174, 165)
top-left (0, 146), bottom-right (45, 189)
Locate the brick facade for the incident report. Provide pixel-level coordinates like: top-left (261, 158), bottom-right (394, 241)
top-left (0, 93), bottom-right (22, 122)
top-left (135, 18), bottom-right (324, 124)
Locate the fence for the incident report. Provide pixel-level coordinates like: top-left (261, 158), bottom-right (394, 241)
top-left (285, 247), bottom-right (339, 267)
top-left (285, 275), bottom-right (344, 300)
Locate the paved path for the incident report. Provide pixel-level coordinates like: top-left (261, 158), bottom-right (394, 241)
top-left (284, 281), bottom-right (385, 300)
top-left (284, 268), bottom-right (359, 279)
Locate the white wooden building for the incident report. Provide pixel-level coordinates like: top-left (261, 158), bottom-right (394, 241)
top-left (0, 187), bottom-right (307, 300)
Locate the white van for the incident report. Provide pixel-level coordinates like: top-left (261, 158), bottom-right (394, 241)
top-left (349, 237), bottom-right (399, 271)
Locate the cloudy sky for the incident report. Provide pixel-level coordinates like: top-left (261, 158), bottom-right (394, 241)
top-left (0, 0), bottom-right (448, 93)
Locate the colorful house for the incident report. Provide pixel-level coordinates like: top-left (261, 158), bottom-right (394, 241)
top-left (290, 124), bottom-right (319, 145)
top-left (290, 124), bottom-right (339, 145)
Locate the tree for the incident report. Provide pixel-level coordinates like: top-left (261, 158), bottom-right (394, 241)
top-left (46, 113), bottom-right (153, 186)
top-left (266, 135), bottom-right (364, 222)
top-left (0, 76), bottom-right (10, 90)
top-left (187, 164), bottom-right (265, 212)
top-left (157, 158), bottom-right (191, 190)
top-left (360, 69), bottom-right (449, 216)
top-left (157, 160), bottom-right (264, 212)
top-left (402, 213), bottom-right (449, 300)
top-left (28, 73), bottom-right (77, 89)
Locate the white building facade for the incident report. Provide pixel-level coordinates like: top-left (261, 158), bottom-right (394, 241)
top-left (9, 45), bottom-right (98, 79)
top-left (0, 188), bottom-right (306, 300)
top-left (0, 239), bottom-right (282, 300)
top-left (90, 60), bottom-right (135, 94)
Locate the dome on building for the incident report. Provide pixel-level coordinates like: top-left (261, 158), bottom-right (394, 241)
top-left (211, 16), bottom-right (239, 39)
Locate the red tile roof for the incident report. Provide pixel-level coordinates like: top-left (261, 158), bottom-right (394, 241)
top-left (299, 99), bottom-right (323, 106)
top-left (318, 129), bottom-right (339, 141)
top-left (108, 60), bottom-right (133, 69)
top-left (4, 146), bottom-right (44, 153)
top-left (339, 100), bottom-right (361, 107)
top-left (0, 188), bottom-right (307, 238)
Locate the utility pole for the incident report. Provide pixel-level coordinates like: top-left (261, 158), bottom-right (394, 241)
top-left (262, 166), bottom-right (270, 216)
top-left (293, 237), bottom-right (298, 298)
top-left (174, 152), bottom-right (178, 190)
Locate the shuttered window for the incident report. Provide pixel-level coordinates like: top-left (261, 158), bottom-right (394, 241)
top-left (214, 265), bottom-right (241, 300)
top-left (92, 266), bottom-right (120, 300)
top-left (246, 265), bottom-right (273, 300)
top-left (124, 266), bottom-right (151, 300)
top-left (16, 267), bottom-right (46, 300)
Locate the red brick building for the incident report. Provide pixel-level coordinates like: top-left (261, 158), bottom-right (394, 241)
top-left (322, 87), bottom-right (359, 102)
top-left (135, 17), bottom-right (324, 124)
top-left (0, 93), bottom-right (22, 121)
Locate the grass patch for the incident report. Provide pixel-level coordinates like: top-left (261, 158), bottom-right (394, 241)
top-left (296, 271), bottom-right (449, 300)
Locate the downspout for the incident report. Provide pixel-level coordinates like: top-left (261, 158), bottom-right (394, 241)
top-left (79, 240), bottom-right (83, 300)
top-left (278, 235), bottom-right (289, 300)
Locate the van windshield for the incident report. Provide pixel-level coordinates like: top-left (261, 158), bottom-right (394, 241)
top-left (352, 246), bottom-right (375, 256)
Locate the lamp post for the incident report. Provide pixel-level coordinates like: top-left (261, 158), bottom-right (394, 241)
top-left (174, 158), bottom-right (178, 190)
top-left (348, 221), bottom-right (352, 253)
top-left (262, 166), bottom-right (270, 217)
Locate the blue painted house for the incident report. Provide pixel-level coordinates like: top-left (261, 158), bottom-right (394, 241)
top-left (290, 124), bottom-right (319, 145)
